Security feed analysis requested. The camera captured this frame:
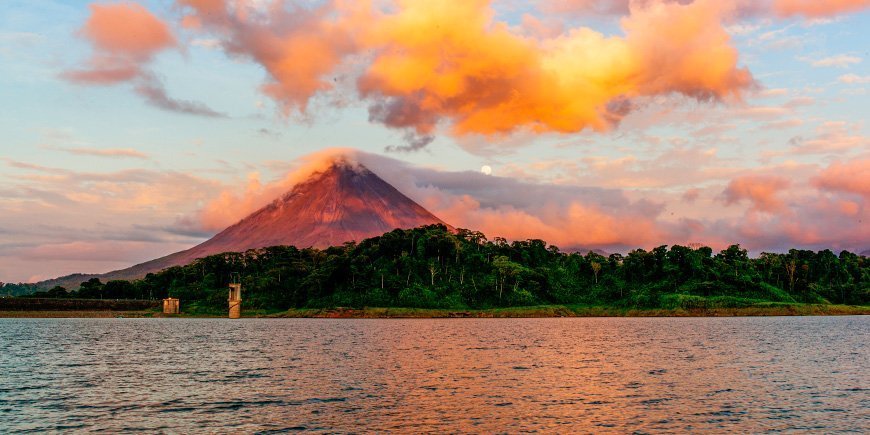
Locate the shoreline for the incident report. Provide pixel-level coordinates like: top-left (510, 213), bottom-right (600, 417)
top-left (1, 304), bottom-right (868, 318)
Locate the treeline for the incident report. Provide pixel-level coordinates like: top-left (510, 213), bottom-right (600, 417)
top-left (10, 225), bottom-right (869, 310)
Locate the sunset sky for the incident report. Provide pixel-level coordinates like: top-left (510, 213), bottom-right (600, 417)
top-left (1, 0), bottom-right (868, 283)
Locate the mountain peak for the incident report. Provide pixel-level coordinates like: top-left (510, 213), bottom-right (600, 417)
top-left (240, 159), bottom-right (445, 245)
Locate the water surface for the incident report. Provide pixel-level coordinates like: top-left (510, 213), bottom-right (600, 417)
top-left (1, 317), bottom-right (867, 432)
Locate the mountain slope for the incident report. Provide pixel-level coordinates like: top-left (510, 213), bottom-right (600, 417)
top-left (38, 162), bottom-right (447, 289)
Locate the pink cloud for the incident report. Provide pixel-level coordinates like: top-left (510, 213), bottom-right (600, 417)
top-left (54, 146), bottom-right (149, 159)
top-left (426, 194), bottom-right (668, 249)
top-left (19, 241), bottom-right (169, 262)
top-left (721, 194), bottom-right (869, 252)
top-left (789, 121), bottom-right (869, 155)
top-left (813, 158), bottom-right (870, 199)
top-left (774, 0), bottom-right (870, 18)
top-left (62, 57), bottom-right (141, 84)
top-left (682, 188), bottom-right (701, 203)
top-left (722, 174), bottom-right (791, 213)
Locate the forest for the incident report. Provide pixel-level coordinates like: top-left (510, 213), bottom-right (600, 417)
top-left (6, 225), bottom-right (869, 311)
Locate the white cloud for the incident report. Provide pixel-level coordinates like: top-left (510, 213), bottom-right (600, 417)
top-left (808, 54), bottom-right (861, 68)
top-left (838, 74), bottom-right (870, 84)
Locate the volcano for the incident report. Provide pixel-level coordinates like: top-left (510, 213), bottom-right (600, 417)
top-left (39, 161), bottom-right (448, 289)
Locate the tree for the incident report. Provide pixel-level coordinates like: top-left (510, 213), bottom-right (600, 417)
top-left (46, 286), bottom-right (68, 298)
top-left (785, 259), bottom-right (798, 293)
top-left (78, 278), bottom-right (104, 299)
top-left (428, 261), bottom-right (439, 287)
top-left (493, 255), bottom-right (524, 302)
top-left (591, 262), bottom-right (602, 284)
top-left (77, 224), bottom-right (867, 311)
top-left (103, 280), bottom-right (136, 299)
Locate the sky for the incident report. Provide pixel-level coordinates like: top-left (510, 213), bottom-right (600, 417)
top-left (0, 0), bottom-right (868, 283)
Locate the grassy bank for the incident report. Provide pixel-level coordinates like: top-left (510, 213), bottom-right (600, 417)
top-left (0, 310), bottom-right (157, 318)
top-left (271, 303), bottom-right (870, 318)
top-left (0, 297), bottom-right (159, 311)
top-left (2, 302), bottom-right (867, 318)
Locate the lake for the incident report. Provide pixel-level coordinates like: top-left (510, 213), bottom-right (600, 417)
top-left (0, 317), bottom-right (867, 433)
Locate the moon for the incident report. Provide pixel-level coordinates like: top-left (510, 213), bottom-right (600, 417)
top-left (480, 165), bottom-right (492, 175)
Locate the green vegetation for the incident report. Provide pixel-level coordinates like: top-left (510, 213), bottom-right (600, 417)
top-left (273, 304), bottom-right (869, 318)
top-left (5, 225), bottom-right (868, 314)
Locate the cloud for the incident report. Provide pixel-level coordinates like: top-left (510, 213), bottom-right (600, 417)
top-left (1, 158), bottom-right (224, 214)
top-left (839, 74), bottom-right (870, 84)
top-left (813, 158), bottom-right (870, 198)
top-left (384, 132), bottom-right (436, 153)
top-left (63, 2), bottom-right (223, 117)
top-left (62, 2), bottom-right (175, 85)
top-left (191, 38), bottom-right (221, 49)
top-left (533, 0), bottom-right (850, 21)
top-left (774, 0), bottom-right (870, 18)
top-left (81, 2), bottom-right (175, 57)
top-left (499, 146), bottom-right (735, 189)
top-left (808, 54), bottom-right (861, 68)
top-left (722, 174), bottom-right (791, 212)
top-left (62, 59), bottom-right (142, 84)
top-left (178, 0), bottom-right (359, 115)
top-left (682, 188), bottom-right (701, 203)
top-left (788, 121), bottom-right (869, 155)
top-left (181, 0), bottom-right (754, 146)
top-left (538, 0), bottom-right (631, 16)
top-left (0, 158), bottom-right (234, 281)
top-left (52, 146), bottom-right (149, 159)
top-left (18, 241), bottom-right (171, 262)
top-left (134, 74), bottom-right (226, 117)
top-left (709, 196), bottom-right (868, 253)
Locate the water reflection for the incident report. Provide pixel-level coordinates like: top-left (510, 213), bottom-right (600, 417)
top-left (0, 317), bottom-right (866, 432)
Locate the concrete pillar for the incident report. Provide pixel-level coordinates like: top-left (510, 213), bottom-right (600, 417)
top-left (228, 283), bottom-right (242, 319)
top-left (228, 299), bottom-right (241, 319)
top-left (162, 298), bottom-right (179, 314)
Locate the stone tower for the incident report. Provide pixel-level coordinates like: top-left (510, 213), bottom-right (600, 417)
top-left (228, 283), bottom-right (241, 319)
top-left (162, 297), bottom-right (179, 314)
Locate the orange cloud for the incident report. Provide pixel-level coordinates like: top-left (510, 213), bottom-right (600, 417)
top-left (722, 175), bottom-right (791, 212)
top-left (182, 0), bottom-right (754, 143)
top-left (813, 159), bottom-right (870, 199)
top-left (178, 0), bottom-right (360, 114)
top-left (358, 0), bottom-right (753, 136)
top-left (623, 1), bottom-right (753, 100)
top-left (64, 2), bottom-right (176, 84)
top-left (774, 0), bottom-right (870, 17)
top-left (82, 3), bottom-right (175, 58)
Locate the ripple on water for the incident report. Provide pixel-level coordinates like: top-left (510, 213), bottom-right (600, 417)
top-left (0, 317), bottom-right (867, 433)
